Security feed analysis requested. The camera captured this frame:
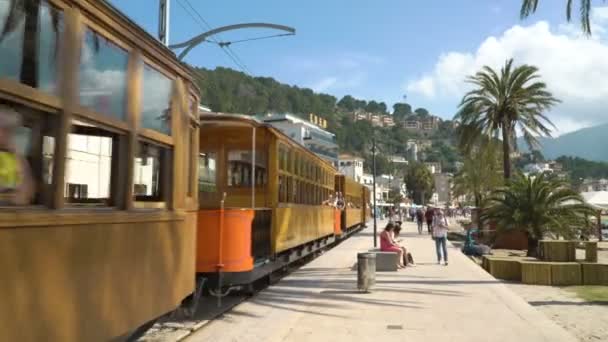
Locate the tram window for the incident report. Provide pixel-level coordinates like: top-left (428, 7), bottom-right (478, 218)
top-left (227, 150), bottom-right (267, 188)
top-left (141, 64), bottom-right (172, 135)
top-left (0, 1), bottom-right (63, 94)
top-left (187, 127), bottom-right (194, 197)
top-left (278, 145), bottom-right (286, 171)
top-left (64, 120), bottom-right (115, 206)
top-left (198, 152), bottom-right (217, 193)
top-left (134, 142), bottom-right (168, 201)
top-left (278, 175), bottom-right (286, 203)
top-left (79, 28), bottom-right (128, 121)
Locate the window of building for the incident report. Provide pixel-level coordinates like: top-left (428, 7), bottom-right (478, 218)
top-left (64, 120), bottom-right (116, 206)
top-left (79, 28), bottom-right (128, 120)
top-left (227, 150), bottom-right (267, 188)
top-left (0, 1), bottom-right (63, 94)
top-left (140, 63), bottom-right (172, 135)
top-left (198, 151), bottom-right (216, 193)
top-left (134, 141), bottom-right (168, 201)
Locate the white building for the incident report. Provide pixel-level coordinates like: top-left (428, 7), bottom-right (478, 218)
top-left (389, 155), bottom-right (408, 165)
top-left (433, 173), bottom-right (453, 205)
top-left (259, 113), bottom-right (339, 167)
top-left (338, 154), bottom-right (364, 183)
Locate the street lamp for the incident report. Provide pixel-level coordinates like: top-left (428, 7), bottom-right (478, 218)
top-left (372, 136), bottom-right (378, 247)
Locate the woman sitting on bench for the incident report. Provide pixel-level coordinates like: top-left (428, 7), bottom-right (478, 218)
top-left (394, 225), bottom-right (415, 266)
top-left (380, 223), bottom-right (406, 269)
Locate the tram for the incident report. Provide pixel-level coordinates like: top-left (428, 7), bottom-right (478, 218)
top-left (0, 1), bottom-right (369, 340)
top-left (0, 0), bottom-right (199, 340)
top-left (196, 113), bottom-right (368, 290)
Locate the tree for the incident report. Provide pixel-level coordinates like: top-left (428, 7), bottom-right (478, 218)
top-left (414, 108), bottom-right (429, 117)
top-left (337, 95), bottom-right (357, 112)
top-left (481, 173), bottom-right (594, 257)
top-left (392, 102), bottom-right (412, 119)
top-left (454, 58), bottom-right (559, 180)
top-left (520, 0), bottom-right (597, 35)
top-left (404, 162), bottom-right (434, 205)
top-left (365, 100), bottom-right (385, 114)
top-left (1, 0), bottom-right (63, 87)
top-left (452, 139), bottom-right (503, 228)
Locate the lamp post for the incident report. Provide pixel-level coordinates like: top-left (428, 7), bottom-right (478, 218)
top-left (372, 137), bottom-right (378, 247)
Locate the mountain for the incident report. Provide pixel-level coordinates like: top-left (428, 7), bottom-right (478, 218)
top-left (520, 123), bottom-right (608, 162)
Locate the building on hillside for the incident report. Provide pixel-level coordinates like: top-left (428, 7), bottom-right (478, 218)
top-left (259, 113), bottom-right (339, 167)
top-left (338, 154), bottom-right (365, 183)
top-left (351, 111), bottom-right (397, 128)
top-left (403, 115), bottom-right (441, 136)
top-left (389, 155), bottom-right (408, 165)
top-left (433, 173), bottom-right (453, 205)
top-left (382, 115), bottom-right (395, 127)
top-left (580, 179), bottom-right (608, 192)
top-left (406, 140), bottom-right (418, 162)
top-left (370, 114), bottom-right (383, 127)
top-left (425, 162), bottom-right (442, 174)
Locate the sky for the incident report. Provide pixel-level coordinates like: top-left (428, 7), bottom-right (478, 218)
top-left (110, 0), bottom-right (608, 135)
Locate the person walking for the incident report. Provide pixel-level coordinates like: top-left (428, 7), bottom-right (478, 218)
top-left (433, 210), bottom-right (449, 265)
top-left (425, 207), bottom-right (434, 234)
top-left (415, 208), bottom-right (424, 234)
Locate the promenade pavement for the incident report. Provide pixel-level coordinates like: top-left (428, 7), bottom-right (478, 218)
top-left (186, 220), bottom-right (576, 342)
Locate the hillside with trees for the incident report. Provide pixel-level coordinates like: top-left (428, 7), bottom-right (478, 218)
top-left (193, 66), bottom-right (461, 174)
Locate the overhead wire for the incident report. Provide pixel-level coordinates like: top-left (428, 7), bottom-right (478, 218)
top-left (177, 0), bottom-right (253, 74)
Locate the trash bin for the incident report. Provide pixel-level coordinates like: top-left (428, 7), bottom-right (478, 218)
top-left (357, 252), bottom-right (376, 292)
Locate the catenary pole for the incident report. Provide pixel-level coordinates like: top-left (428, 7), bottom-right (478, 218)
top-left (372, 137), bottom-right (378, 247)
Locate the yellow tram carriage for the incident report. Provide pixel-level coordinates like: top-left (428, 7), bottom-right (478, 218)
top-left (196, 113), bottom-right (338, 288)
top-left (0, 0), bottom-right (199, 340)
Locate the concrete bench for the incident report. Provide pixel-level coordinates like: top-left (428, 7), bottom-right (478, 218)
top-left (368, 249), bottom-right (399, 272)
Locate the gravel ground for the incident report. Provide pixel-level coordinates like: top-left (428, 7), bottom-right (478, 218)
top-left (504, 283), bottom-right (608, 342)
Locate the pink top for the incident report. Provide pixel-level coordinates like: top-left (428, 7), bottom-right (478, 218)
top-left (380, 231), bottom-right (401, 252)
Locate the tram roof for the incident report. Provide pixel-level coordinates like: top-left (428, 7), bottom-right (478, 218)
top-left (200, 112), bottom-right (337, 170)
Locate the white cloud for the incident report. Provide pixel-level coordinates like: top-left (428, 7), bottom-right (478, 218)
top-left (284, 52), bottom-right (383, 94)
top-left (406, 9), bottom-right (608, 134)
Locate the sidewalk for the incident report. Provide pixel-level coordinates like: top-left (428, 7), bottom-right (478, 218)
top-left (186, 220), bottom-right (576, 342)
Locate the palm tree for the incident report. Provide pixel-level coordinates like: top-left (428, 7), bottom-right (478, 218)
top-left (520, 0), bottom-right (601, 35)
top-left (454, 59), bottom-right (560, 180)
top-left (481, 173), bottom-right (594, 257)
top-left (452, 139), bottom-right (503, 228)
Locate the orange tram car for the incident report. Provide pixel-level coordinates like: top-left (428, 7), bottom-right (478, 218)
top-left (196, 114), bottom-right (371, 290)
top-left (0, 0), bottom-right (369, 340)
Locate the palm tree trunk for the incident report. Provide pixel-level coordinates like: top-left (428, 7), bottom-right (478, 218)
top-left (526, 233), bottom-right (539, 257)
top-left (501, 123), bottom-right (512, 180)
top-left (20, 0), bottom-right (40, 87)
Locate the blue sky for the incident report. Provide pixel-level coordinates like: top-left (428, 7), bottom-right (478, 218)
top-left (110, 1), bottom-right (607, 134)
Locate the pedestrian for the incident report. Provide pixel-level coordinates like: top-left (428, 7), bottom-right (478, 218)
top-left (433, 209), bottom-right (449, 265)
top-left (425, 207), bottom-right (434, 234)
top-left (379, 223), bottom-right (406, 269)
top-left (415, 208), bottom-right (424, 234)
top-left (0, 104), bottom-right (33, 206)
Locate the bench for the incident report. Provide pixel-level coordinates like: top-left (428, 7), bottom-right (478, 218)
top-left (368, 249), bottom-right (399, 271)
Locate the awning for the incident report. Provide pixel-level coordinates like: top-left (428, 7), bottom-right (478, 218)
top-left (581, 191), bottom-right (608, 210)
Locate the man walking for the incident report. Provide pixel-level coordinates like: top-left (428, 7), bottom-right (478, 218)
top-left (425, 207), bottom-right (434, 234)
top-left (415, 208), bottom-right (424, 234)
